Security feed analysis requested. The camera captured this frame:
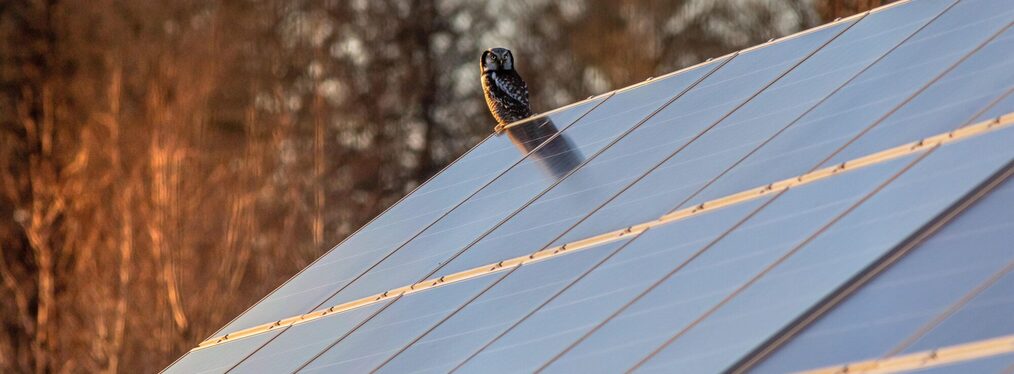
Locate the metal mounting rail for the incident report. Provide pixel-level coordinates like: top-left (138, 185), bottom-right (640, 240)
top-left (797, 334), bottom-right (1014, 374)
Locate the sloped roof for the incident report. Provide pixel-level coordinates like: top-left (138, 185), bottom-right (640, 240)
top-left (165, 0), bottom-right (1014, 372)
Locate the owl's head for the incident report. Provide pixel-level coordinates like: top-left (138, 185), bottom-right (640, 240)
top-left (481, 47), bottom-right (514, 72)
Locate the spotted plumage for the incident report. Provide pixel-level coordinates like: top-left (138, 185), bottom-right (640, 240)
top-left (480, 47), bottom-right (532, 131)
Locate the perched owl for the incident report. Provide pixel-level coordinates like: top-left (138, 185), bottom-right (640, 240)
top-left (481, 47), bottom-right (532, 131)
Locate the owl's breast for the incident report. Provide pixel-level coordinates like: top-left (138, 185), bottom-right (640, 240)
top-left (482, 71), bottom-right (531, 127)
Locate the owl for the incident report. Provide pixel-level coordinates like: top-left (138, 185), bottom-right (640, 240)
top-left (480, 47), bottom-right (532, 131)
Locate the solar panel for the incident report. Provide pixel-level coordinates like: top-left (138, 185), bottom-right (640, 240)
top-left (547, 0), bottom-right (956, 245)
top-left (748, 176), bottom-right (1014, 373)
top-left (362, 239), bottom-right (633, 373)
top-left (211, 97), bottom-right (607, 336)
top-left (294, 275), bottom-right (502, 373)
top-left (230, 302), bottom-right (391, 373)
top-left (163, 329), bottom-right (281, 374)
top-left (164, 0), bottom-right (1014, 372)
top-left (826, 24), bottom-right (1014, 163)
top-left (631, 125), bottom-right (1014, 373)
top-left (301, 58), bottom-right (728, 317)
top-left (524, 156), bottom-right (922, 373)
top-left (901, 267), bottom-right (1014, 353)
top-left (689, 0), bottom-right (1013, 205)
top-left (451, 198), bottom-right (772, 373)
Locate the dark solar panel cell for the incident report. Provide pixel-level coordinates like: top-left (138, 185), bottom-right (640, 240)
top-left (547, 0), bottom-right (954, 246)
top-left (437, 21), bottom-right (852, 276)
top-left (213, 98), bottom-right (604, 335)
top-left (633, 126), bottom-right (1014, 373)
top-left (542, 154), bottom-right (918, 373)
top-left (688, 0), bottom-right (1013, 208)
top-left (373, 239), bottom-right (630, 374)
top-left (750, 176), bottom-right (1014, 373)
top-left (455, 198), bottom-right (770, 373)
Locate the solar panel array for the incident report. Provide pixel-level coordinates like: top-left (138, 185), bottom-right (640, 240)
top-left (164, 0), bottom-right (1014, 372)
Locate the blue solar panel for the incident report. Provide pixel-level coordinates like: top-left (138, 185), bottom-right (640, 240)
top-left (163, 329), bottom-right (281, 374)
top-left (536, 156), bottom-right (920, 373)
top-left (372, 239), bottom-right (632, 374)
top-left (750, 176), bottom-right (1014, 373)
top-left (213, 97), bottom-right (606, 336)
top-left (307, 58), bottom-right (726, 313)
top-left (453, 198), bottom-right (770, 373)
top-left (902, 269), bottom-right (1014, 353)
top-left (827, 25), bottom-right (1014, 163)
top-left (689, 0), bottom-right (1013, 206)
top-left (437, 20), bottom-right (852, 276)
top-left (296, 275), bottom-right (501, 373)
top-left (547, 0), bottom-right (955, 246)
top-left (228, 301), bottom-right (392, 373)
top-left (632, 124), bottom-right (1014, 373)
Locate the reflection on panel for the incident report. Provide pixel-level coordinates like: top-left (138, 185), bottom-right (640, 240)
top-left (542, 155), bottom-right (918, 373)
top-left (439, 21), bottom-right (852, 277)
top-left (505, 117), bottom-right (582, 178)
top-left (690, 0), bottom-right (1013, 208)
top-left (214, 98), bottom-right (605, 335)
top-left (750, 177), bottom-right (1014, 373)
top-left (548, 0), bottom-right (954, 245)
top-left (632, 126), bottom-right (1014, 373)
top-left (455, 198), bottom-right (771, 373)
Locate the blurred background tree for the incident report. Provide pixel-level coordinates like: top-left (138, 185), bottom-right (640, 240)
top-left (0, 0), bottom-right (889, 371)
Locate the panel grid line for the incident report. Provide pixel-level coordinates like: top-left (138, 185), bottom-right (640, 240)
top-left (190, 113), bottom-right (1014, 353)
